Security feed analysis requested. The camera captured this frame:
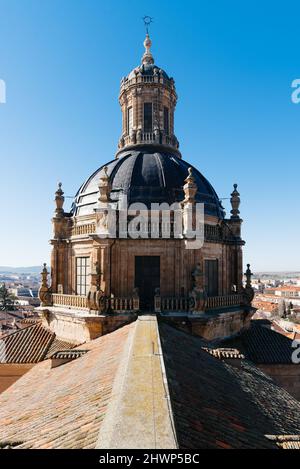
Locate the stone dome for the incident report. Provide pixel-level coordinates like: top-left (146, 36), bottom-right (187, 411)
top-left (72, 146), bottom-right (225, 218)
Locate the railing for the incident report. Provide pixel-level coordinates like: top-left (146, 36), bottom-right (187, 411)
top-left (156, 296), bottom-right (190, 313)
top-left (52, 293), bottom-right (89, 310)
top-left (109, 297), bottom-right (134, 312)
top-left (205, 224), bottom-right (222, 242)
top-left (71, 223), bottom-right (96, 237)
top-left (51, 293), bottom-right (139, 314)
top-left (206, 294), bottom-right (243, 310)
top-left (121, 75), bottom-right (173, 88)
top-left (141, 131), bottom-right (155, 142)
top-left (122, 133), bottom-right (158, 147)
top-left (50, 292), bottom-right (242, 314)
top-left (156, 293), bottom-right (243, 313)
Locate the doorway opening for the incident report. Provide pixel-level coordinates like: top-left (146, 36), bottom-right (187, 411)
top-left (134, 256), bottom-right (160, 311)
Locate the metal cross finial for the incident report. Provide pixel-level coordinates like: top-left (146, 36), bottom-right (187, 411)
top-left (142, 16), bottom-right (153, 34)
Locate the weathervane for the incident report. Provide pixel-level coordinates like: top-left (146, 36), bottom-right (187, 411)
top-left (142, 16), bottom-right (153, 35)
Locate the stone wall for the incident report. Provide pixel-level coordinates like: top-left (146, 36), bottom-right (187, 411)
top-left (161, 308), bottom-right (253, 341)
top-left (0, 364), bottom-right (34, 394)
top-left (41, 309), bottom-right (137, 344)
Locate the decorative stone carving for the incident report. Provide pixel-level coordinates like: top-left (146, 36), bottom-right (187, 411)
top-left (142, 33), bottom-right (154, 65)
top-left (182, 168), bottom-right (197, 205)
top-left (96, 210), bottom-right (108, 230)
top-left (41, 309), bottom-right (51, 325)
top-left (52, 182), bottom-right (71, 239)
top-left (99, 294), bottom-right (109, 314)
top-left (189, 264), bottom-right (207, 313)
top-left (132, 287), bottom-right (140, 311)
top-left (230, 184), bottom-right (241, 219)
top-left (136, 128), bottom-right (141, 143)
top-left (98, 167), bottom-right (112, 204)
top-left (55, 182), bottom-right (64, 218)
top-left (243, 264), bottom-right (255, 304)
top-left (38, 263), bottom-right (52, 306)
top-left (87, 261), bottom-right (104, 312)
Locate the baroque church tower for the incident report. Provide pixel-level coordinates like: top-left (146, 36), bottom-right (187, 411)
top-left (39, 33), bottom-right (254, 344)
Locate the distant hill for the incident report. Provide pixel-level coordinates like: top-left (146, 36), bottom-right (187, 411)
top-left (0, 266), bottom-right (42, 275)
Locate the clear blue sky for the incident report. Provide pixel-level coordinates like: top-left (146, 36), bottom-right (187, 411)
top-left (0, 0), bottom-right (299, 272)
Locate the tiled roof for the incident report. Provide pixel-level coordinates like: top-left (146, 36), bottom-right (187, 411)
top-left (0, 323), bottom-right (77, 363)
top-left (45, 337), bottom-right (79, 359)
top-left (50, 350), bottom-right (88, 359)
top-left (159, 323), bottom-right (300, 449)
top-left (202, 347), bottom-right (244, 360)
top-left (222, 321), bottom-right (295, 364)
top-left (0, 322), bottom-right (134, 449)
top-left (266, 435), bottom-right (300, 449)
top-left (1, 318), bottom-right (300, 450)
top-left (20, 317), bottom-right (41, 325)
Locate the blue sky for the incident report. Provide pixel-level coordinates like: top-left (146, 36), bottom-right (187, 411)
top-left (0, 0), bottom-right (299, 271)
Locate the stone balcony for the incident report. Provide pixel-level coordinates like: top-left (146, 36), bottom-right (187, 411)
top-left (48, 292), bottom-right (245, 315)
top-left (118, 131), bottom-right (179, 151)
top-left (39, 292), bottom-right (253, 342)
top-left (120, 73), bottom-right (175, 90)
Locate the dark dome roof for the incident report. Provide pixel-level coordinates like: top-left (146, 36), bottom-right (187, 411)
top-left (127, 63), bottom-right (170, 81)
top-left (72, 147), bottom-right (225, 218)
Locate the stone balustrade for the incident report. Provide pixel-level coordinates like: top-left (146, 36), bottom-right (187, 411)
top-left (156, 293), bottom-right (243, 313)
top-left (106, 297), bottom-right (133, 313)
top-left (121, 74), bottom-right (174, 89)
top-left (51, 293), bottom-right (139, 314)
top-left (155, 296), bottom-right (190, 313)
top-left (206, 294), bottom-right (244, 310)
top-left (71, 223), bottom-right (96, 237)
top-left (121, 131), bottom-right (178, 150)
top-left (52, 293), bottom-right (89, 310)
top-left (50, 292), bottom-right (242, 314)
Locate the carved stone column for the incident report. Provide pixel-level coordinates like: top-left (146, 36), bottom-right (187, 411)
top-left (189, 263), bottom-right (207, 314)
top-left (38, 263), bottom-right (52, 306)
top-left (243, 264), bottom-right (255, 305)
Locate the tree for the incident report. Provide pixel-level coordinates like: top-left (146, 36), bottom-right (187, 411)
top-left (278, 299), bottom-right (287, 318)
top-left (0, 284), bottom-right (16, 311)
top-left (285, 301), bottom-right (294, 316)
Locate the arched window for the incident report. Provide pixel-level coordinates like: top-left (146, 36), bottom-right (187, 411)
top-left (143, 102), bottom-right (153, 132)
top-left (205, 260), bottom-right (219, 297)
top-left (164, 107), bottom-right (169, 134)
top-left (127, 106), bottom-right (133, 134)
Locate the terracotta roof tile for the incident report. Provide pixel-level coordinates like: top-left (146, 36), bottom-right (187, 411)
top-left (159, 323), bottom-right (300, 449)
top-left (0, 322), bottom-right (134, 449)
top-left (50, 350), bottom-right (88, 359)
top-left (222, 321), bottom-right (295, 364)
top-left (266, 435), bottom-right (300, 449)
top-left (202, 347), bottom-right (245, 360)
top-left (0, 323), bottom-right (77, 363)
top-left (0, 323), bottom-right (54, 363)
top-left (45, 338), bottom-right (79, 359)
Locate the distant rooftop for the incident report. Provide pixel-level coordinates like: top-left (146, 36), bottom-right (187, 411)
top-left (0, 322), bottom-right (77, 363)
